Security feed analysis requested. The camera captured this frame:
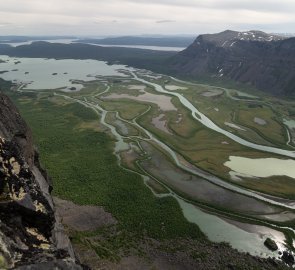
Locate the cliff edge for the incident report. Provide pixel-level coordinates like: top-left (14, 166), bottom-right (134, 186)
top-left (0, 92), bottom-right (84, 269)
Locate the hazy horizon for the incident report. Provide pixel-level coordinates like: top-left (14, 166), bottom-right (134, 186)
top-left (0, 31), bottom-right (294, 40)
top-left (1, 0), bottom-right (295, 36)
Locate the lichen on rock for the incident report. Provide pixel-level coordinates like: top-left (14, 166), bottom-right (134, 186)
top-left (0, 92), bottom-right (84, 269)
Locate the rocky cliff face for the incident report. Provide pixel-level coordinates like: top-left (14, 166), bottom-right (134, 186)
top-left (168, 30), bottom-right (295, 96)
top-left (0, 92), bottom-right (84, 269)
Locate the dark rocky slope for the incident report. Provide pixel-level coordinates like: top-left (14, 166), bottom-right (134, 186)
top-left (168, 30), bottom-right (295, 96)
top-left (0, 92), bottom-right (83, 269)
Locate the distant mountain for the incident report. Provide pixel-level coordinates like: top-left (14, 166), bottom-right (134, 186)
top-left (74, 36), bottom-right (195, 47)
top-left (191, 30), bottom-right (283, 47)
top-left (1, 31), bottom-right (295, 96)
top-left (168, 30), bottom-right (295, 96)
top-left (0, 36), bottom-right (77, 43)
top-left (0, 41), bottom-right (174, 72)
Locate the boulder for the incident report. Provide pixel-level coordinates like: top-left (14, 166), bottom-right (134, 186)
top-left (281, 251), bottom-right (294, 266)
top-left (264, 238), bottom-right (278, 251)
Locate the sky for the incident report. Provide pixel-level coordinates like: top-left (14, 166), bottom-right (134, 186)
top-left (0, 0), bottom-right (295, 36)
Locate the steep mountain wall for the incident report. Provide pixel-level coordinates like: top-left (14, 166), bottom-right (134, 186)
top-left (168, 30), bottom-right (295, 96)
top-left (0, 92), bottom-right (84, 269)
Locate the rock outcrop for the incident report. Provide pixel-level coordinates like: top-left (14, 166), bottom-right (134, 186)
top-left (168, 30), bottom-right (295, 96)
top-left (0, 92), bottom-right (84, 269)
top-left (264, 238), bottom-right (279, 251)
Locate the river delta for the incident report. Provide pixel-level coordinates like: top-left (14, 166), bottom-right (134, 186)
top-left (0, 56), bottom-right (294, 260)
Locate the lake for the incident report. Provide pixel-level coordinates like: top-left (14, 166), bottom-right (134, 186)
top-left (1, 39), bottom-right (185, 52)
top-left (225, 156), bottom-right (295, 180)
top-left (0, 55), bottom-right (127, 90)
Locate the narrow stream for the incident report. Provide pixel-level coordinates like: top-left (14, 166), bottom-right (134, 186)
top-left (131, 72), bottom-right (295, 158)
top-left (4, 54), bottom-right (294, 259)
top-left (54, 88), bottom-right (294, 258)
top-left (56, 89), bottom-right (295, 216)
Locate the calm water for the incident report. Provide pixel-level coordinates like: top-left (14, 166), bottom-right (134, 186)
top-left (0, 55), bottom-right (127, 90)
top-left (177, 198), bottom-right (286, 258)
top-left (1, 39), bottom-right (185, 52)
top-left (85, 43), bottom-right (186, 51)
top-left (1, 39), bottom-right (76, 47)
top-left (225, 156), bottom-right (295, 179)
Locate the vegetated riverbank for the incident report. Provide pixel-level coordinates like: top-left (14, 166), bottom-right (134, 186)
top-left (1, 47), bottom-right (295, 259)
top-left (65, 76), bottom-right (295, 257)
top-left (0, 79), bottom-right (292, 268)
top-left (1, 59), bottom-right (294, 207)
top-left (123, 72), bottom-right (295, 200)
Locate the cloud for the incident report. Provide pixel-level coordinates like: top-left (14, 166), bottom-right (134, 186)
top-left (0, 0), bottom-right (294, 35)
top-left (0, 22), bottom-right (12, 27)
top-left (156, 20), bottom-right (176, 24)
top-left (123, 0), bottom-right (295, 13)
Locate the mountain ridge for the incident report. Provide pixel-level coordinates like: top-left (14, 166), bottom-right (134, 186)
top-left (194, 30), bottom-right (284, 47)
top-left (0, 30), bottom-right (294, 96)
top-left (168, 30), bottom-right (295, 96)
